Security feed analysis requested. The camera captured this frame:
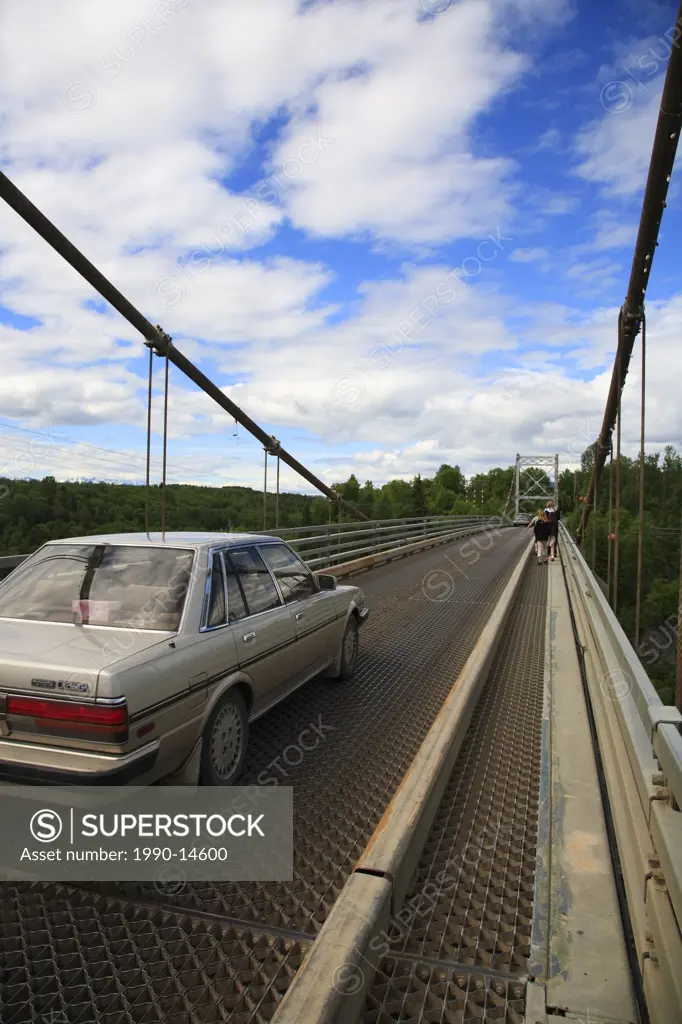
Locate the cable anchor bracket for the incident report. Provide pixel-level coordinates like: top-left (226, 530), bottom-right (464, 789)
top-left (144, 325), bottom-right (173, 358)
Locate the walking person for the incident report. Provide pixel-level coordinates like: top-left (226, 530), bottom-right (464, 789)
top-left (526, 510), bottom-right (552, 564)
top-left (544, 499), bottom-right (560, 560)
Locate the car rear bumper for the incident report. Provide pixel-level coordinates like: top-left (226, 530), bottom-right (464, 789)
top-left (0, 738), bottom-right (158, 785)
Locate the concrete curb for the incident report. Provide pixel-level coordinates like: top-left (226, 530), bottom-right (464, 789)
top-left (271, 873), bottom-right (392, 1024)
top-left (272, 537), bottom-right (533, 1024)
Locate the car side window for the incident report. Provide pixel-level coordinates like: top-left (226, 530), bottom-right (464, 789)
top-left (259, 543), bottom-right (317, 604)
top-left (206, 552), bottom-right (226, 627)
top-left (223, 554), bottom-right (248, 623)
top-left (229, 546), bottom-right (282, 616)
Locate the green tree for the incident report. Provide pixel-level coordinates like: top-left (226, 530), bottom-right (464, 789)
top-left (411, 474), bottom-right (428, 518)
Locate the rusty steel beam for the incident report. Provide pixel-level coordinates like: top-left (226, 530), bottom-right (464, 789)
top-left (0, 170), bottom-right (368, 522)
top-left (577, 11), bottom-right (682, 544)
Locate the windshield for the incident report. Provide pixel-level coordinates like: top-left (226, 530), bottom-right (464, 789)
top-left (0, 544), bottom-right (194, 630)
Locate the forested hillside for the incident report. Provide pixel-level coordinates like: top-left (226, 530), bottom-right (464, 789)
top-left (0, 447), bottom-right (679, 702)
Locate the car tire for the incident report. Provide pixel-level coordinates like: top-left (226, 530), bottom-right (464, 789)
top-left (334, 615), bottom-right (359, 681)
top-left (199, 690), bottom-right (249, 786)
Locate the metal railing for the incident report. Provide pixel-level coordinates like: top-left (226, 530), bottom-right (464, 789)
top-left (264, 514), bottom-right (509, 569)
top-left (0, 516), bottom-right (512, 580)
top-left (561, 524), bottom-right (682, 1023)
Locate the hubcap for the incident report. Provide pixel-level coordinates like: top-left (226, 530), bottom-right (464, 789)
top-left (344, 623), bottom-right (357, 666)
top-left (210, 704), bottom-right (243, 780)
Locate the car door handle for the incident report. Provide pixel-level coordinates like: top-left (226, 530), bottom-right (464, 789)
top-left (242, 632), bottom-right (256, 642)
top-left (295, 612), bottom-right (304, 621)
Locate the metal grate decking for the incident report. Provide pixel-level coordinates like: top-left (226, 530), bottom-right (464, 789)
top-left (362, 561), bottom-right (547, 1023)
top-left (0, 884), bottom-right (310, 1024)
top-left (1, 529), bottom-right (532, 1023)
top-left (79, 529), bottom-right (529, 934)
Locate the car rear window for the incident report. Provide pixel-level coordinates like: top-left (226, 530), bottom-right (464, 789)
top-left (0, 544), bottom-right (194, 630)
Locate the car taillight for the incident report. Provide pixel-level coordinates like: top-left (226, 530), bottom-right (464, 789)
top-left (6, 696), bottom-right (128, 743)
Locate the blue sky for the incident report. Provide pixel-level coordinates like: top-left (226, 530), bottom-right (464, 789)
top-left (0, 0), bottom-right (680, 492)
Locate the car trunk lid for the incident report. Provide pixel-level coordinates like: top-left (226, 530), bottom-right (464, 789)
top-left (0, 618), bottom-right (171, 700)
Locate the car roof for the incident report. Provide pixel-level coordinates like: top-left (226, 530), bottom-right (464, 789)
top-left (44, 532), bottom-right (280, 551)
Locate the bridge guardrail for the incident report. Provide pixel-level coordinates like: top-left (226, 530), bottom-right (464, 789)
top-left (0, 515), bottom-right (512, 581)
top-left (560, 524), bottom-right (682, 1024)
top-left (264, 514), bottom-right (509, 569)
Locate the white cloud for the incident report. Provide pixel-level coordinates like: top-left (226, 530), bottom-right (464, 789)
top-left (287, 293), bottom-right (682, 484)
top-left (2, 289), bottom-right (681, 491)
top-left (4, 0), bottom-right (677, 504)
top-left (509, 247), bottom-right (549, 262)
top-left (575, 75), bottom-right (662, 196)
top-left (535, 126), bottom-right (562, 151)
top-left (0, 0), bottom-right (565, 255)
top-left (273, 2), bottom-right (527, 244)
top-left (587, 210), bottom-right (638, 251)
top-left (565, 256), bottom-right (622, 294)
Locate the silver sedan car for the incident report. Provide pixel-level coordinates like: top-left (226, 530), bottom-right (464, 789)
top-left (0, 533), bottom-right (368, 786)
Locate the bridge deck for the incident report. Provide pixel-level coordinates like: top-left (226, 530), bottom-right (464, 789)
top-left (362, 561), bottom-right (546, 1022)
top-left (0, 529), bottom-right (633, 1024)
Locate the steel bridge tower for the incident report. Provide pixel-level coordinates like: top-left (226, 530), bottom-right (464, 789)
top-left (514, 454), bottom-right (559, 517)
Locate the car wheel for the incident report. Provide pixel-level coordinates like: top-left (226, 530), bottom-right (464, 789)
top-left (200, 690), bottom-right (249, 786)
top-left (335, 615), bottom-right (359, 681)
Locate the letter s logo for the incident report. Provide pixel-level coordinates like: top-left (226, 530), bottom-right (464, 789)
top-left (30, 809), bottom-right (63, 842)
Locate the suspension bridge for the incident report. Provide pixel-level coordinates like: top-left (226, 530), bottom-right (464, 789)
top-left (0, 12), bottom-right (681, 1024)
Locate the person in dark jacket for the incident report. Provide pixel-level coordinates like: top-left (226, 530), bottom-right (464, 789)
top-left (528, 511), bottom-right (552, 563)
top-left (544, 500), bottom-right (560, 560)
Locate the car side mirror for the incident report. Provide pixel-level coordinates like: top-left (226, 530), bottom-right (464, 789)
top-left (316, 573), bottom-right (337, 591)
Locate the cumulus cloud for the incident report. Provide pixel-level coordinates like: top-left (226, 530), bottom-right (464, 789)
top-left (575, 74), bottom-right (662, 196)
top-left (1, 0), bottom-right (678, 500)
top-left (509, 247), bottom-right (549, 262)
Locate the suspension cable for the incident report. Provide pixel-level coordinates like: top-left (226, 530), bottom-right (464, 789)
top-left (0, 169), bottom-right (369, 523)
top-left (614, 338), bottom-right (623, 616)
top-left (145, 346), bottom-right (153, 538)
top-left (263, 449), bottom-right (268, 530)
top-left (576, 17), bottom-right (682, 543)
top-left (635, 311), bottom-right (646, 647)
top-left (161, 352), bottom-right (169, 541)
